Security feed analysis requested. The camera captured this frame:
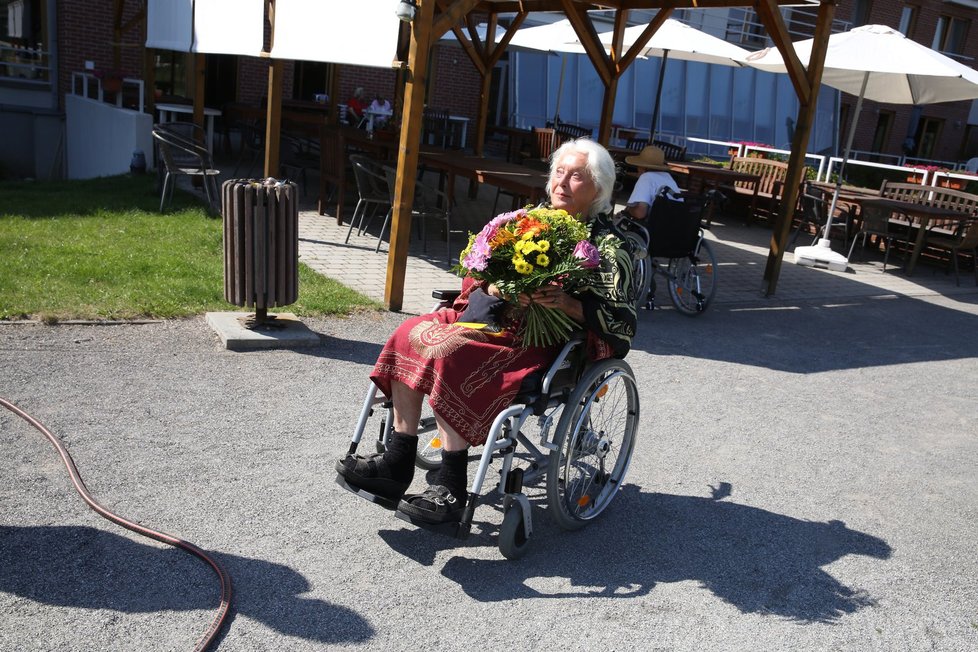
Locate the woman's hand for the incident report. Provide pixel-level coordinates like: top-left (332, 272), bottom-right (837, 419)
top-left (520, 284), bottom-right (584, 324)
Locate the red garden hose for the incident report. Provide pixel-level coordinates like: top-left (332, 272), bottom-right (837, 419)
top-left (0, 396), bottom-right (232, 652)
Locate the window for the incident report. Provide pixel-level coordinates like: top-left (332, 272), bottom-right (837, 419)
top-left (898, 6), bottom-right (917, 37)
top-left (1, 0), bottom-right (50, 83)
top-left (870, 111), bottom-right (894, 159)
top-left (850, 0), bottom-right (873, 28)
top-left (154, 51), bottom-right (188, 98)
top-left (932, 15), bottom-right (970, 56)
top-left (913, 117), bottom-right (944, 159)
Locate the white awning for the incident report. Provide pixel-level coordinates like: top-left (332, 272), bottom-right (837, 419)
top-left (269, 0), bottom-right (401, 68)
top-left (193, 0), bottom-right (264, 56)
top-left (145, 0), bottom-right (193, 52)
top-left (147, 0), bottom-right (263, 55)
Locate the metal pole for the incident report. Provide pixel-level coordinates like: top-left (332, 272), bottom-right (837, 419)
top-left (824, 71), bottom-right (869, 243)
top-left (649, 50), bottom-right (670, 140)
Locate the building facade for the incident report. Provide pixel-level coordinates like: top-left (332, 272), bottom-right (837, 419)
top-left (2, 1), bottom-right (976, 180)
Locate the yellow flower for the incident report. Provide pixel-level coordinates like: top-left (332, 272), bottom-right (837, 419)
top-left (512, 256), bottom-right (533, 275)
top-left (535, 253), bottom-right (550, 267)
top-left (537, 240), bottom-right (550, 253)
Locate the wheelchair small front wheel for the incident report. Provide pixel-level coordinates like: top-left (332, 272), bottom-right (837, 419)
top-left (546, 359), bottom-right (640, 531)
top-left (498, 500), bottom-right (531, 560)
top-left (667, 238), bottom-right (717, 316)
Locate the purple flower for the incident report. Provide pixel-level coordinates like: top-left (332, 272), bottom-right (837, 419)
top-left (463, 236), bottom-right (492, 271)
top-left (573, 240), bottom-right (600, 269)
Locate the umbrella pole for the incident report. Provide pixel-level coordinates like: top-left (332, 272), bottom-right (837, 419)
top-left (649, 50), bottom-right (669, 141)
top-left (553, 54), bottom-right (566, 124)
top-left (794, 71), bottom-right (869, 271)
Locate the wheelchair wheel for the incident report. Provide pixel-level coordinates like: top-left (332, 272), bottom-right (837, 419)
top-left (498, 501), bottom-right (531, 560)
top-left (546, 359), bottom-right (639, 531)
top-left (667, 238), bottom-right (717, 316)
top-left (415, 415), bottom-right (443, 471)
top-left (623, 230), bottom-right (652, 309)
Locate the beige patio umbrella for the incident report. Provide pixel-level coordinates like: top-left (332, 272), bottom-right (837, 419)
top-left (748, 24), bottom-right (978, 271)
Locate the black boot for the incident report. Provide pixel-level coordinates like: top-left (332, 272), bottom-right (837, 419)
top-left (336, 432), bottom-right (418, 502)
top-left (397, 449), bottom-right (468, 524)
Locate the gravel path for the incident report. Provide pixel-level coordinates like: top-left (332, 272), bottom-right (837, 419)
top-left (2, 294), bottom-right (977, 651)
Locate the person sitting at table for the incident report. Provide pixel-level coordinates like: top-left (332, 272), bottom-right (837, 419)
top-left (624, 145), bottom-right (682, 220)
top-left (368, 94), bottom-right (393, 128)
top-left (346, 87), bottom-right (367, 127)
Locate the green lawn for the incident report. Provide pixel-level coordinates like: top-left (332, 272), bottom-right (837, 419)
top-left (0, 175), bottom-right (381, 321)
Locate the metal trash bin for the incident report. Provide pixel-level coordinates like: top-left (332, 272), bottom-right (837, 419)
top-left (222, 178), bottom-right (299, 328)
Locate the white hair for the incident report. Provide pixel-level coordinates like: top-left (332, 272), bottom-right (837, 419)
top-left (548, 138), bottom-right (616, 217)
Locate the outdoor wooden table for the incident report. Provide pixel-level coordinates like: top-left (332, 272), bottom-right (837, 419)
top-left (420, 151), bottom-right (549, 215)
top-left (667, 161), bottom-right (762, 225)
top-left (853, 196), bottom-right (968, 275)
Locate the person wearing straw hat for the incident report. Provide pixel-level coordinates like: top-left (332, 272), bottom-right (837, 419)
top-left (624, 145), bottom-right (681, 220)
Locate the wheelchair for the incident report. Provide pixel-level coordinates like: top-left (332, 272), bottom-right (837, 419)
top-left (336, 290), bottom-right (640, 559)
top-left (615, 189), bottom-right (721, 315)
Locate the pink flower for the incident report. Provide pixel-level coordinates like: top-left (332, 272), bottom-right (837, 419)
top-left (573, 240), bottom-right (600, 269)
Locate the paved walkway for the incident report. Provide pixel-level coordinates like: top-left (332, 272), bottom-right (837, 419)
top-left (294, 175), bottom-right (978, 315)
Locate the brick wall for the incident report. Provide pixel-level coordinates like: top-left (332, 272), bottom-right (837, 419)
top-left (832, 0), bottom-right (978, 162)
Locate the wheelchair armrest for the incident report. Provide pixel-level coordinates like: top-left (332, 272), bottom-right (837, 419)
top-left (541, 333), bottom-right (586, 396)
top-left (432, 289), bottom-right (462, 302)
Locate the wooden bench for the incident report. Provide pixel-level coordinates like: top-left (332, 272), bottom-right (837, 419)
top-left (720, 156), bottom-right (805, 225)
top-left (879, 181), bottom-right (978, 231)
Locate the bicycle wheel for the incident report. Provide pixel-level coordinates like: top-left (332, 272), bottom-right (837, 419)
top-left (546, 359), bottom-right (640, 531)
top-left (623, 230), bottom-right (652, 309)
top-left (667, 238), bottom-right (717, 316)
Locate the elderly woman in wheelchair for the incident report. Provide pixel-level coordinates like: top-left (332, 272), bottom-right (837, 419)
top-left (336, 138), bottom-right (640, 557)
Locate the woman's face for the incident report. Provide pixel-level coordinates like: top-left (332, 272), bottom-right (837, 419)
top-left (549, 151), bottom-right (598, 219)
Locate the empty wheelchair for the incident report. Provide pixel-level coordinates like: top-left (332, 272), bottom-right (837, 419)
top-left (336, 290), bottom-right (640, 559)
top-left (616, 189), bottom-right (720, 315)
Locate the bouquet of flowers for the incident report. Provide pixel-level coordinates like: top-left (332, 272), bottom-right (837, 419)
top-left (457, 206), bottom-right (617, 347)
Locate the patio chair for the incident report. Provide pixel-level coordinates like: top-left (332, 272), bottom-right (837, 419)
top-left (231, 120), bottom-right (265, 178)
top-left (652, 139), bottom-right (687, 162)
top-left (379, 166), bottom-right (456, 264)
top-left (923, 217), bottom-right (978, 286)
top-left (345, 154), bottom-right (391, 244)
top-left (625, 137), bottom-right (648, 151)
top-left (280, 133), bottom-right (320, 196)
top-left (151, 126), bottom-right (221, 213)
top-left (847, 202), bottom-right (904, 271)
top-left (790, 182), bottom-right (852, 250)
top-left (423, 108), bottom-right (450, 148)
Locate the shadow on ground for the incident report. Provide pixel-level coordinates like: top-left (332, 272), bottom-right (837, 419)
top-left (379, 485), bottom-right (891, 623)
top-left (0, 525), bottom-right (373, 645)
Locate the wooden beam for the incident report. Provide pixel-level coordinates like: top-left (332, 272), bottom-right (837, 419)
top-left (385, 0), bottom-right (435, 311)
top-left (762, 0), bottom-right (836, 296)
top-left (264, 60), bottom-right (284, 177)
top-left (193, 53), bottom-right (206, 146)
top-left (755, 0), bottom-right (812, 106)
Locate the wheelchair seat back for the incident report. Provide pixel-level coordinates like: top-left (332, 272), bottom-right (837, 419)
top-left (647, 190), bottom-right (708, 259)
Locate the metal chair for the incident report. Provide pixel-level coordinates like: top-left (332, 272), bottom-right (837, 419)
top-left (151, 126), bottom-right (221, 212)
top-left (279, 133), bottom-right (320, 196)
top-left (791, 182), bottom-right (852, 250)
top-left (847, 202), bottom-right (902, 271)
top-left (379, 166), bottom-right (455, 264)
top-left (923, 217), bottom-right (978, 286)
top-left (345, 154), bottom-right (392, 244)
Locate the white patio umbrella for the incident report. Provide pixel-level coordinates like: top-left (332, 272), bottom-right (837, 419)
top-left (599, 19), bottom-right (750, 139)
top-left (746, 24), bottom-right (978, 271)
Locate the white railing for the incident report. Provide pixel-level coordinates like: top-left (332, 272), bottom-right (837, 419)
top-left (742, 144), bottom-right (828, 181)
top-left (685, 137), bottom-right (743, 159)
top-left (0, 43), bottom-right (51, 82)
top-left (70, 71), bottom-right (145, 113)
top-left (824, 157), bottom-right (932, 185)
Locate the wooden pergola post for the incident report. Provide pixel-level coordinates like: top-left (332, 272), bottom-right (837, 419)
top-left (759, 0), bottom-right (836, 295)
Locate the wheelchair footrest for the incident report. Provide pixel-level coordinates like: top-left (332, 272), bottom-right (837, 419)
top-left (394, 510), bottom-right (472, 539)
top-left (335, 474), bottom-right (400, 510)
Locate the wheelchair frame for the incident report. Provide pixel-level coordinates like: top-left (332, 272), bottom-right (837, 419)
top-left (337, 292), bottom-right (641, 559)
top-left (616, 190), bottom-right (720, 316)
